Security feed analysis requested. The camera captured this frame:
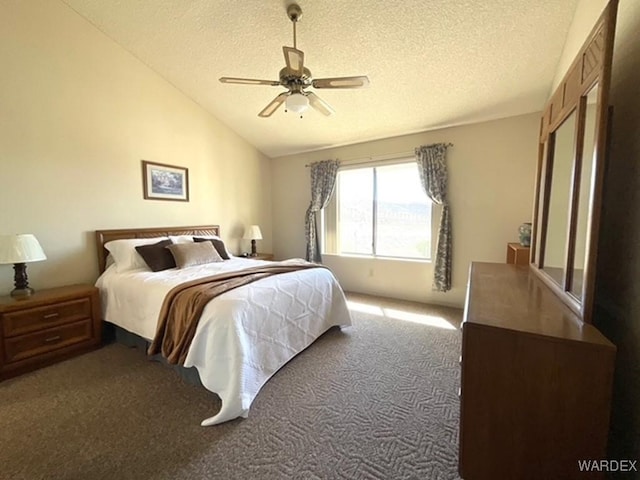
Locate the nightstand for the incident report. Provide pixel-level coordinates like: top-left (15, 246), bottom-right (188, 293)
top-left (0, 284), bottom-right (102, 380)
top-left (249, 253), bottom-right (274, 261)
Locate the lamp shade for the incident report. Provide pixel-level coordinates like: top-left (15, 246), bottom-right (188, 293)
top-left (243, 225), bottom-right (263, 240)
top-left (0, 234), bottom-right (47, 264)
top-left (286, 93), bottom-right (309, 114)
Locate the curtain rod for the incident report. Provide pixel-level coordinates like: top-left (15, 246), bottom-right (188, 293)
top-left (304, 143), bottom-right (453, 167)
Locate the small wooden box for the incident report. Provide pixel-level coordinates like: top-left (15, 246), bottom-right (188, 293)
top-left (506, 242), bottom-right (530, 265)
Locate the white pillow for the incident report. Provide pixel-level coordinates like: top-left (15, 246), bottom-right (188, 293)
top-left (168, 235), bottom-right (195, 244)
top-left (105, 237), bottom-right (169, 273)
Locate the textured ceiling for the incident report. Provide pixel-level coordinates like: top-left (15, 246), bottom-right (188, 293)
top-left (61, 0), bottom-right (578, 158)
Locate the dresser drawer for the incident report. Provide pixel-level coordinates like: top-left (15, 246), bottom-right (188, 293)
top-left (2, 298), bottom-right (91, 338)
top-left (4, 319), bottom-right (93, 364)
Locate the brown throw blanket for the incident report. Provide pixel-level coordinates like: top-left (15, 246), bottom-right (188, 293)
top-left (148, 261), bottom-right (328, 365)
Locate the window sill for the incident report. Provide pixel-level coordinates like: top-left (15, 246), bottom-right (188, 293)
top-left (322, 253), bottom-right (432, 264)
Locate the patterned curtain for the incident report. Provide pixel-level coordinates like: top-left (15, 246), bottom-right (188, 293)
top-left (305, 160), bottom-right (340, 262)
top-left (415, 143), bottom-right (452, 292)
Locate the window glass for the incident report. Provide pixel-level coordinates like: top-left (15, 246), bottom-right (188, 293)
top-left (376, 163), bottom-right (431, 258)
top-left (337, 168), bottom-right (373, 255)
top-left (331, 162), bottom-right (432, 260)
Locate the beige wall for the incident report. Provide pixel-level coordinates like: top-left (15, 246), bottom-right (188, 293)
top-left (272, 113), bottom-right (540, 307)
top-left (0, 0), bottom-right (272, 295)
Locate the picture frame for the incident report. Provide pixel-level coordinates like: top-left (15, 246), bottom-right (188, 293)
top-left (142, 160), bottom-right (189, 202)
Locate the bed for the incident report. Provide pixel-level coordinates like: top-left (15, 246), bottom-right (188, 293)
top-left (94, 225), bottom-right (352, 425)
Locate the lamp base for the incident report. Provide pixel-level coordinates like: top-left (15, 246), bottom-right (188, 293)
top-left (11, 286), bottom-right (35, 298)
top-left (11, 262), bottom-right (34, 298)
top-left (250, 239), bottom-right (257, 256)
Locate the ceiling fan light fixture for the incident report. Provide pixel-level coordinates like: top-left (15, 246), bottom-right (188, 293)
top-left (285, 93), bottom-right (309, 114)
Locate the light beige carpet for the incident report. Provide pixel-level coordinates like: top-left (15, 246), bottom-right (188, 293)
top-left (0, 293), bottom-right (463, 480)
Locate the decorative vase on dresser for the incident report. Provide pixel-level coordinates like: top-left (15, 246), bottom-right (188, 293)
top-left (518, 222), bottom-right (532, 246)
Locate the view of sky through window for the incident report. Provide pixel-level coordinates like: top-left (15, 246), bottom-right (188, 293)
top-left (336, 162), bottom-right (431, 259)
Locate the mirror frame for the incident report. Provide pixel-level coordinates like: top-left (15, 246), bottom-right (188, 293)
top-left (530, 0), bottom-right (618, 324)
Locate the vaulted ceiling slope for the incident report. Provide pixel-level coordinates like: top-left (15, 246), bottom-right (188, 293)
top-left (62, 0), bottom-right (578, 158)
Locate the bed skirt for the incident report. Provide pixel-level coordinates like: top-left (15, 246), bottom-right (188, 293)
top-left (104, 322), bottom-right (203, 387)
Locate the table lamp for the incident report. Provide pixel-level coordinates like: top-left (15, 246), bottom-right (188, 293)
top-left (242, 225), bottom-right (263, 257)
top-left (0, 234), bottom-right (47, 297)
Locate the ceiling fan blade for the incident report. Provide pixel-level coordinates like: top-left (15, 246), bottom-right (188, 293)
top-left (258, 92), bottom-right (289, 117)
top-left (283, 47), bottom-right (305, 75)
top-left (219, 77), bottom-right (281, 86)
top-left (312, 75), bottom-right (370, 89)
top-left (307, 92), bottom-right (335, 116)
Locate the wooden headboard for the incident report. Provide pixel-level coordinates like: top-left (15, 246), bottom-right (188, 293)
top-left (95, 225), bottom-right (220, 274)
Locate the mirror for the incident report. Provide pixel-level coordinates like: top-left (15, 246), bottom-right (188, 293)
top-left (533, 142), bottom-right (548, 266)
top-left (530, 0), bottom-right (617, 324)
top-left (569, 84), bottom-right (599, 300)
top-left (542, 111), bottom-right (577, 285)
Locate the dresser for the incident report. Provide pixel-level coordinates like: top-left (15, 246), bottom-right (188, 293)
top-left (0, 285), bottom-right (102, 380)
top-left (459, 263), bottom-right (615, 480)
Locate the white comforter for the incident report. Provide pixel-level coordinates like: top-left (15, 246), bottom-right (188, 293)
top-left (95, 258), bottom-right (352, 425)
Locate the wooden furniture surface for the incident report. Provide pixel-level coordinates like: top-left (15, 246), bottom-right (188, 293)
top-left (459, 263), bottom-right (615, 480)
top-left (0, 284), bottom-right (102, 380)
top-left (248, 253), bottom-right (274, 261)
top-left (95, 225), bottom-right (220, 274)
top-left (506, 242), bottom-right (530, 266)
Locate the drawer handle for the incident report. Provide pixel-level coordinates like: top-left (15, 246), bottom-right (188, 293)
top-left (43, 313), bottom-right (60, 320)
top-left (44, 335), bottom-right (62, 344)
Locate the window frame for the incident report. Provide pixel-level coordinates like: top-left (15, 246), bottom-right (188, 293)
top-left (322, 159), bottom-right (433, 262)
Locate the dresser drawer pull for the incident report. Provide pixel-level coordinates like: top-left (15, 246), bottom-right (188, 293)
top-left (43, 313), bottom-right (60, 319)
top-left (44, 335), bottom-right (62, 344)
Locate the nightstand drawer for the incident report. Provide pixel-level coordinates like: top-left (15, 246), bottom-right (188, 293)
top-left (4, 319), bottom-right (93, 364)
top-left (2, 298), bottom-right (91, 338)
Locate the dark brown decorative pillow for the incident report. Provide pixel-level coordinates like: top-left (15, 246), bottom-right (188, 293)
top-left (193, 237), bottom-right (230, 260)
top-left (167, 241), bottom-right (223, 268)
top-left (135, 239), bottom-right (175, 272)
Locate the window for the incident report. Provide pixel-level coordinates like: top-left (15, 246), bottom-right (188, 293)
top-left (323, 161), bottom-right (432, 260)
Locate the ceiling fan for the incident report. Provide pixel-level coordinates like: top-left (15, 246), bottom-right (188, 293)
top-left (219, 3), bottom-right (370, 118)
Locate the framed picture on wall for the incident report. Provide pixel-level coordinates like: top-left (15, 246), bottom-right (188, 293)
top-left (142, 160), bottom-right (189, 202)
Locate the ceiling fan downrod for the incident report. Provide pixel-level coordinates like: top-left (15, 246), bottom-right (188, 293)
top-left (287, 3), bottom-right (302, 49)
